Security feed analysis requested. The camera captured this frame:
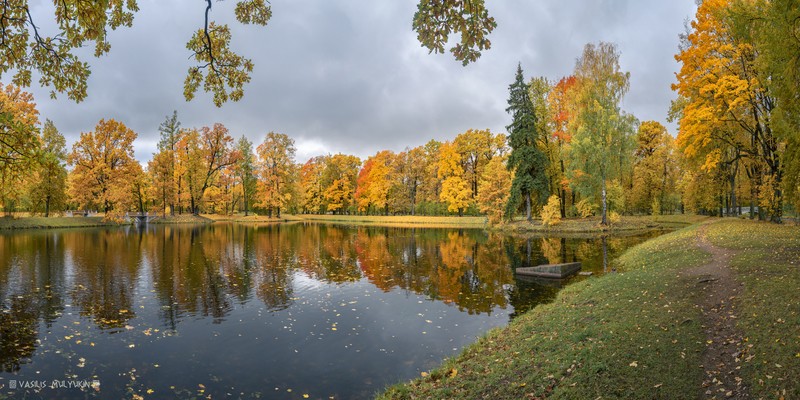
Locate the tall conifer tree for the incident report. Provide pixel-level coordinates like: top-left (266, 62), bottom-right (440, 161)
top-left (505, 63), bottom-right (549, 221)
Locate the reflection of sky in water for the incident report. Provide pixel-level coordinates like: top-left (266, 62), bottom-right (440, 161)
top-left (0, 224), bottom-right (664, 399)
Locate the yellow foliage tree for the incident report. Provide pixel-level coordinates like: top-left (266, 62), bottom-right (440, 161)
top-left (476, 156), bottom-right (511, 224)
top-left (256, 132), bottom-right (296, 218)
top-left (438, 141), bottom-right (472, 216)
top-left (67, 119), bottom-right (139, 221)
top-left (673, 0), bottom-right (782, 221)
top-left (322, 154), bottom-right (360, 214)
top-left (540, 195), bottom-right (562, 227)
top-left (0, 83), bottom-right (40, 212)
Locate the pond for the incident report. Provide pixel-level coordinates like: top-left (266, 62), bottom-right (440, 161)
top-left (0, 222), bottom-right (666, 399)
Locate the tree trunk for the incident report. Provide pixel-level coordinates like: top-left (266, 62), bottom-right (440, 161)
top-left (729, 161), bottom-right (738, 216)
top-left (525, 192), bottom-right (532, 222)
top-left (276, 206), bottom-right (281, 219)
top-left (45, 195), bottom-right (51, 218)
top-left (560, 159), bottom-right (567, 218)
top-left (601, 177), bottom-right (608, 225)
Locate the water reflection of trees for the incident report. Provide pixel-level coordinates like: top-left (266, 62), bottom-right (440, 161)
top-left (1, 224), bottom-right (666, 346)
top-left (0, 232), bottom-right (66, 372)
top-left (356, 228), bottom-right (514, 315)
top-left (67, 228), bottom-right (140, 329)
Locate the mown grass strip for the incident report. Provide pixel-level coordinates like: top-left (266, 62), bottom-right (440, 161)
top-left (0, 217), bottom-right (118, 230)
top-left (497, 214), bottom-right (709, 233)
top-left (296, 214), bottom-right (487, 228)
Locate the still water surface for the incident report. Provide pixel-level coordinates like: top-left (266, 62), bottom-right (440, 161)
top-left (0, 223), bottom-right (664, 399)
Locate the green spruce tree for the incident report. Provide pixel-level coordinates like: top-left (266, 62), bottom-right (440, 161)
top-left (505, 63), bottom-right (549, 222)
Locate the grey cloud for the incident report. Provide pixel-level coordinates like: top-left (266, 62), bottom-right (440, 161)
top-left (23, 0), bottom-right (697, 164)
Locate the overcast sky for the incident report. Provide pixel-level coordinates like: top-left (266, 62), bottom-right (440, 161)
top-left (23, 0), bottom-right (698, 163)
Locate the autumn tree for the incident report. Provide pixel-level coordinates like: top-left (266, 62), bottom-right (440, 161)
top-left (2, 1), bottom-right (492, 105)
top-left (298, 157), bottom-right (326, 214)
top-left (747, 0), bottom-right (800, 215)
top-left (417, 139), bottom-right (445, 214)
top-left (356, 150), bottom-right (396, 215)
top-left (130, 162), bottom-right (149, 213)
top-left (528, 76), bottom-right (571, 217)
top-left (256, 132), bottom-right (296, 218)
top-left (0, 83), bottom-right (40, 213)
top-left (413, 0), bottom-right (496, 65)
top-left (477, 156), bottom-right (511, 224)
top-left (323, 154), bottom-right (361, 214)
top-left (673, 0), bottom-right (783, 221)
top-left (235, 136), bottom-right (258, 216)
top-left (568, 43), bottom-right (634, 225)
top-left (397, 146), bottom-right (427, 215)
top-left (505, 64), bottom-right (549, 222)
top-left (177, 123), bottom-right (238, 215)
top-left (67, 119), bottom-right (139, 220)
top-left (547, 76), bottom-right (576, 218)
top-left (438, 141), bottom-right (471, 216)
top-left (27, 120), bottom-right (68, 217)
top-left (454, 128), bottom-right (504, 199)
top-left (629, 121), bottom-right (680, 214)
top-left (148, 150), bottom-right (174, 217)
top-left (157, 111), bottom-right (182, 215)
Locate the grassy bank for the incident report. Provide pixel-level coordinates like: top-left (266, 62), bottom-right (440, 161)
top-left (380, 219), bottom-right (800, 399)
top-left (150, 214), bottom-right (214, 224)
top-left (204, 214), bottom-right (304, 223)
top-left (497, 214), bottom-right (708, 233)
top-left (295, 214), bottom-right (487, 228)
top-left (0, 216), bottom-right (119, 230)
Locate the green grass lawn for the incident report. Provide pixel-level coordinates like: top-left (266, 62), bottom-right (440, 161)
top-left (379, 219), bottom-right (800, 399)
top-left (294, 214), bottom-right (487, 228)
top-left (498, 214), bottom-right (708, 233)
top-left (0, 216), bottom-right (117, 229)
